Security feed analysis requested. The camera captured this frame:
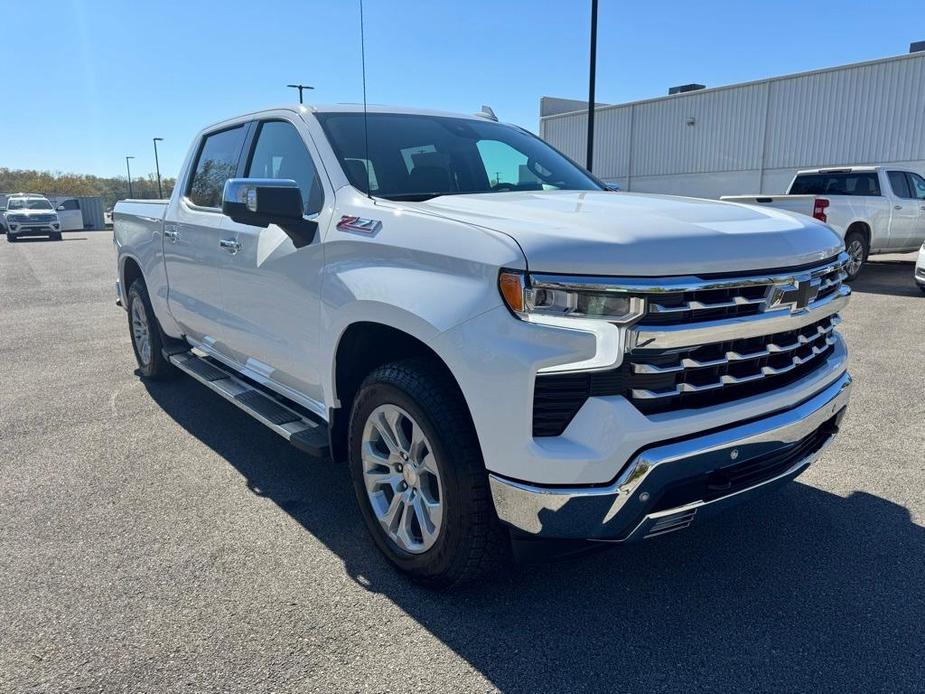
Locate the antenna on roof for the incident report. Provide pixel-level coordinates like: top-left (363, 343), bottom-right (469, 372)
top-left (359, 0), bottom-right (372, 199)
top-left (476, 105), bottom-right (498, 121)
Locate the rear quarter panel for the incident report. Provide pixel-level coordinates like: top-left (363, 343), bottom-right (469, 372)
top-left (113, 200), bottom-right (182, 337)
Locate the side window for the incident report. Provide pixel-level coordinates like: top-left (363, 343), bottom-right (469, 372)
top-left (188, 126), bottom-right (247, 208)
top-left (888, 171), bottom-right (912, 199)
top-left (906, 173), bottom-right (925, 201)
top-left (246, 121), bottom-right (323, 215)
top-left (58, 199), bottom-right (80, 210)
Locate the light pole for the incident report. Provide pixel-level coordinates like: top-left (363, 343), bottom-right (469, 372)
top-left (153, 138), bottom-right (164, 199)
top-left (125, 156), bottom-right (135, 198)
top-left (586, 0), bottom-right (598, 172)
top-left (286, 83), bottom-right (314, 104)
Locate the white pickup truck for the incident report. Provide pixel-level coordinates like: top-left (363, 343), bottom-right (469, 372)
top-left (114, 104), bottom-right (852, 587)
top-left (723, 166), bottom-right (925, 279)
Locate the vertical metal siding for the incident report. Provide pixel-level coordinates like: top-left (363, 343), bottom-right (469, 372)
top-left (540, 52), bottom-right (925, 194)
top-left (541, 115), bottom-right (586, 167)
top-left (765, 56), bottom-right (925, 168)
top-left (631, 84), bottom-right (766, 176)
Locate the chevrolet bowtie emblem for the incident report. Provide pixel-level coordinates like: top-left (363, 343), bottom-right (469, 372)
top-left (769, 276), bottom-right (820, 313)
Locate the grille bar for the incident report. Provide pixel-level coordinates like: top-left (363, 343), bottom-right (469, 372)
top-left (632, 316), bottom-right (840, 375)
top-left (649, 294), bottom-right (767, 314)
top-left (631, 317), bottom-right (838, 400)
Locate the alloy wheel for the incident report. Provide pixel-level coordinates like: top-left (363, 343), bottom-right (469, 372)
top-left (131, 299), bottom-right (152, 366)
top-left (361, 403), bottom-right (444, 554)
top-left (846, 239), bottom-right (864, 277)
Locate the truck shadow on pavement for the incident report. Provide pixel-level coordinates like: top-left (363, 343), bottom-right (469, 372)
top-left (142, 379), bottom-right (925, 692)
top-left (850, 258), bottom-right (921, 298)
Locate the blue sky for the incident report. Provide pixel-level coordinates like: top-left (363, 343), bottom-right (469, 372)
top-left (6, 0), bottom-right (925, 178)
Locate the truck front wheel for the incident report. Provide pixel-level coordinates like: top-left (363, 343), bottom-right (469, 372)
top-left (126, 279), bottom-right (178, 380)
top-left (348, 358), bottom-right (510, 588)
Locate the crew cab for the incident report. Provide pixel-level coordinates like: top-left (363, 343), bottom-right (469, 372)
top-left (5, 193), bottom-right (62, 241)
top-left (722, 166), bottom-right (925, 279)
top-left (114, 105), bottom-right (852, 587)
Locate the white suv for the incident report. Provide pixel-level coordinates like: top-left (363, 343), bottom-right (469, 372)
top-left (5, 194), bottom-right (62, 241)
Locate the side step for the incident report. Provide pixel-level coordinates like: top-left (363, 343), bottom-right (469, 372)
top-left (166, 350), bottom-right (330, 459)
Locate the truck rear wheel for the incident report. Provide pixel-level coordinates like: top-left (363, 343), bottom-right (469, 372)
top-left (347, 358), bottom-right (510, 589)
top-left (126, 279), bottom-right (178, 380)
top-left (844, 230), bottom-right (868, 280)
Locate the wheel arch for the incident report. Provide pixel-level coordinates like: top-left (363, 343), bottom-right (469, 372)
top-left (121, 255), bottom-right (144, 295)
top-left (845, 220), bottom-right (871, 249)
top-left (328, 321), bottom-right (475, 463)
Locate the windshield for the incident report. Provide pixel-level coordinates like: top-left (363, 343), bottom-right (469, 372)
top-left (317, 112), bottom-right (603, 201)
top-left (7, 197), bottom-right (53, 210)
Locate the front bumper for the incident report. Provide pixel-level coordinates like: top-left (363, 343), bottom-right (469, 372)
top-left (8, 223), bottom-right (59, 236)
top-left (490, 371), bottom-right (851, 541)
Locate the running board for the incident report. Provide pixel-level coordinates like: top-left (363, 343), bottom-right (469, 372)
top-left (166, 350), bottom-right (330, 459)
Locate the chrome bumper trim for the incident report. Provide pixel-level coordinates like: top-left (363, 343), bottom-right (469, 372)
top-left (490, 371), bottom-right (852, 540)
top-left (628, 285), bottom-right (850, 351)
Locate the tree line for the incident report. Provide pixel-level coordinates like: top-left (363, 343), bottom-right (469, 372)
top-left (0, 168), bottom-right (176, 209)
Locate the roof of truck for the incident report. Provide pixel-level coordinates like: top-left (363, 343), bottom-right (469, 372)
top-left (212, 103), bottom-right (497, 124)
top-left (305, 103), bottom-right (495, 121)
top-left (796, 166), bottom-right (881, 174)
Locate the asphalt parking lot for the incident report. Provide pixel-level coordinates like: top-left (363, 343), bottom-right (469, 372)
top-left (1, 231), bottom-right (923, 693)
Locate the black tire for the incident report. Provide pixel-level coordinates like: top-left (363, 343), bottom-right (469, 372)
top-left (6, 233), bottom-right (17, 243)
top-left (348, 358), bottom-right (510, 589)
top-left (918, 283), bottom-right (925, 296)
top-left (126, 279), bottom-right (178, 380)
top-left (843, 230), bottom-right (868, 281)
top-left (51, 232), bottom-right (62, 241)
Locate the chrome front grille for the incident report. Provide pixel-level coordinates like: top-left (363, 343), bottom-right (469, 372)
top-left (641, 258), bottom-right (847, 326)
top-left (626, 315), bottom-right (839, 411)
top-left (20, 214), bottom-right (55, 224)
top-left (532, 254), bottom-right (850, 436)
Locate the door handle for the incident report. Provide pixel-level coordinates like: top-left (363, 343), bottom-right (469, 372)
top-left (894, 205), bottom-right (904, 210)
top-left (163, 228), bottom-right (179, 242)
top-left (219, 238), bottom-right (241, 254)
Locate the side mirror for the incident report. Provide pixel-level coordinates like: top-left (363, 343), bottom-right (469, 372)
top-left (56, 204), bottom-right (66, 211)
top-left (222, 178), bottom-right (318, 248)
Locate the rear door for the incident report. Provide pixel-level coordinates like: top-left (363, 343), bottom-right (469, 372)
top-left (164, 123), bottom-right (249, 350)
top-left (217, 115), bottom-right (331, 409)
top-left (886, 171), bottom-right (921, 250)
top-left (901, 172), bottom-right (925, 248)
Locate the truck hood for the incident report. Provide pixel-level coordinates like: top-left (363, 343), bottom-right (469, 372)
top-left (417, 190), bottom-right (843, 276)
top-left (6, 209), bottom-right (58, 218)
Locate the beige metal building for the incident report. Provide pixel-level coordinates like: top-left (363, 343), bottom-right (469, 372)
top-left (540, 50), bottom-right (925, 198)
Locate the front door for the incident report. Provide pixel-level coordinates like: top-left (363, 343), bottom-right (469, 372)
top-left (164, 123), bottom-right (249, 350)
top-left (55, 199), bottom-right (83, 230)
top-left (217, 116), bottom-right (331, 411)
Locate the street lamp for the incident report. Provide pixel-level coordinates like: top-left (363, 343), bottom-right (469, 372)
top-left (153, 138), bottom-right (164, 199)
top-left (125, 156), bottom-right (135, 198)
top-left (586, 0), bottom-right (598, 172)
top-left (286, 83), bottom-right (314, 104)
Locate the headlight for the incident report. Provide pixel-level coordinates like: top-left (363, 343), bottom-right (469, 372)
top-left (499, 270), bottom-right (646, 324)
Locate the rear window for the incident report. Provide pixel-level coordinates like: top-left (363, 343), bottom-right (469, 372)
top-left (790, 172), bottom-right (880, 197)
top-left (888, 171), bottom-right (911, 198)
